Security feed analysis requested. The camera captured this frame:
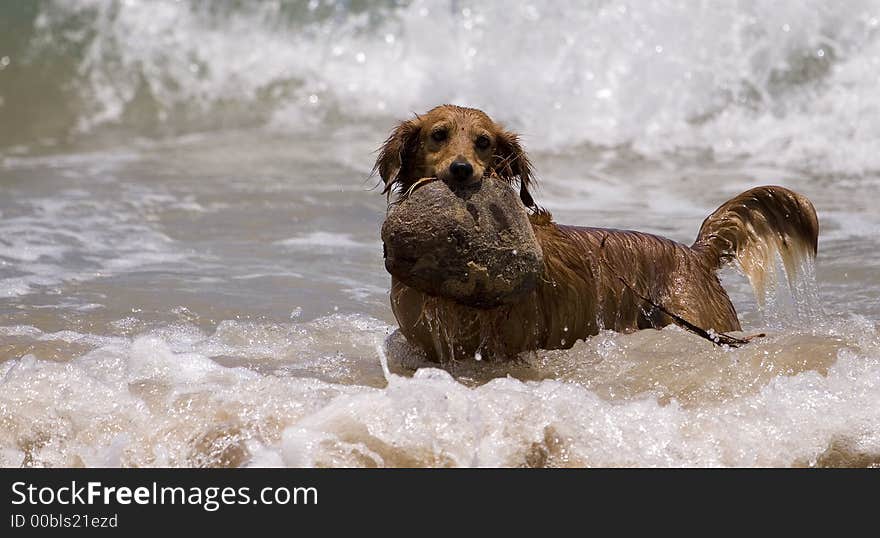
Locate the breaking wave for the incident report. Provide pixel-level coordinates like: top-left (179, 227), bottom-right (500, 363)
top-left (2, 0), bottom-right (880, 175)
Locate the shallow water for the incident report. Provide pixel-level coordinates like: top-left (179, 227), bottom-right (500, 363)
top-left (1, 0), bottom-right (879, 467)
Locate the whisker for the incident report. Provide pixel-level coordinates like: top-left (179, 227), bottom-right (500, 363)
top-left (403, 177), bottom-right (438, 199)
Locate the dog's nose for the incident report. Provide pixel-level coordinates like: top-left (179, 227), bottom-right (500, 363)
top-left (449, 161), bottom-right (474, 181)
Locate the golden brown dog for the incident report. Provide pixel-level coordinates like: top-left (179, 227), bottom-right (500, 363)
top-left (375, 105), bottom-right (819, 362)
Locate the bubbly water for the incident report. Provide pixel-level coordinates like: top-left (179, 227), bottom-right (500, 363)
top-left (1, 0), bottom-right (879, 467)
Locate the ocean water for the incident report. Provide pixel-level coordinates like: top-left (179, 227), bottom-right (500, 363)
top-left (1, 0), bottom-right (879, 467)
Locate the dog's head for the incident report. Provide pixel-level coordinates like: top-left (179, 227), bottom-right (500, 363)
top-left (373, 104), bottom-right (536, 208)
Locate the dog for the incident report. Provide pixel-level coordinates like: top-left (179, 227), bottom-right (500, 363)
top-left (375, 105), bottom-right (819, 362)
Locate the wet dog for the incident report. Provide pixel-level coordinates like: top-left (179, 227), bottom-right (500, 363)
top-left (375, 105), bottom-right (819, 362)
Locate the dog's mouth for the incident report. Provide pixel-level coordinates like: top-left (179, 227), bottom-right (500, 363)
top-left (437, 170), bottom-right (483, 189)
top-left (440, 174), bottom-right (487, 199)
top-left (401, 176), bottom-right (486, 203)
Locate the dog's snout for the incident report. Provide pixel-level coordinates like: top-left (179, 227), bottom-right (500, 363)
top-left (449, 160), bottom-right (474, 181)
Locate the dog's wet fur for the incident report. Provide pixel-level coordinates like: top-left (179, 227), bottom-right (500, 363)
top-left (375, 105), bottom-right (819, 362)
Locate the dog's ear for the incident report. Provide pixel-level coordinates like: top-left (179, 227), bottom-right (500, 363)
top-left (373, 116), bottom-right (422, 197)
top-left (494, 129), bottom-right (536, 209)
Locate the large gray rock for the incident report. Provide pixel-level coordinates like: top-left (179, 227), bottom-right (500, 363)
top-left (381, 178), bottom-right (543, 308)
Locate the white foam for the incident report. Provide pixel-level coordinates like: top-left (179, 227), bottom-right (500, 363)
top-left (28, 0), bottom-right (880, 176)
top-left (0, 176), bottom-right (188, 298)
top-left (276, 232), bottom-right (368, 249)
top-left (1, 314), bottom-right (878, 467)
top-left (279, 321), bottom-right (880, 467)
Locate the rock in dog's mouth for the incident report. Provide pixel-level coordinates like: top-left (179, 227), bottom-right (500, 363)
top-left (382, 178), bottom-right (543, 309)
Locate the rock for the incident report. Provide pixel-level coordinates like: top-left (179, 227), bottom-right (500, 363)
top-left (381, 178), bottom-right (543, 308)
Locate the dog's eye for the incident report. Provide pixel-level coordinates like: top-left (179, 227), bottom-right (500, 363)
top-left (431, 129), bottom-right (447, 143)
top-left (475, 135), bottom-right (491, 150)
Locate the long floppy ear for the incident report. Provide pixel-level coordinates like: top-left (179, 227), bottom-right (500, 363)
top-left (373, 116), bottom-right (422, 198)
top-left (494, 129), bottom-right (536, 209)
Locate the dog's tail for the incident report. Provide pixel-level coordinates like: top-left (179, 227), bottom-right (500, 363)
top-left (692, 185), bottom-right (819, 300)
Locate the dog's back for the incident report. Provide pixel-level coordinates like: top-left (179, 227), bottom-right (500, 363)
top-left (534, 219), bottom-right (740, 336)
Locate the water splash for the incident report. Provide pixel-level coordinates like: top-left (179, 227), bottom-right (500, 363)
top-left (755, 253), bottom-right (823, 328)
top-left (4, 1), bottom-right (880, 176)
